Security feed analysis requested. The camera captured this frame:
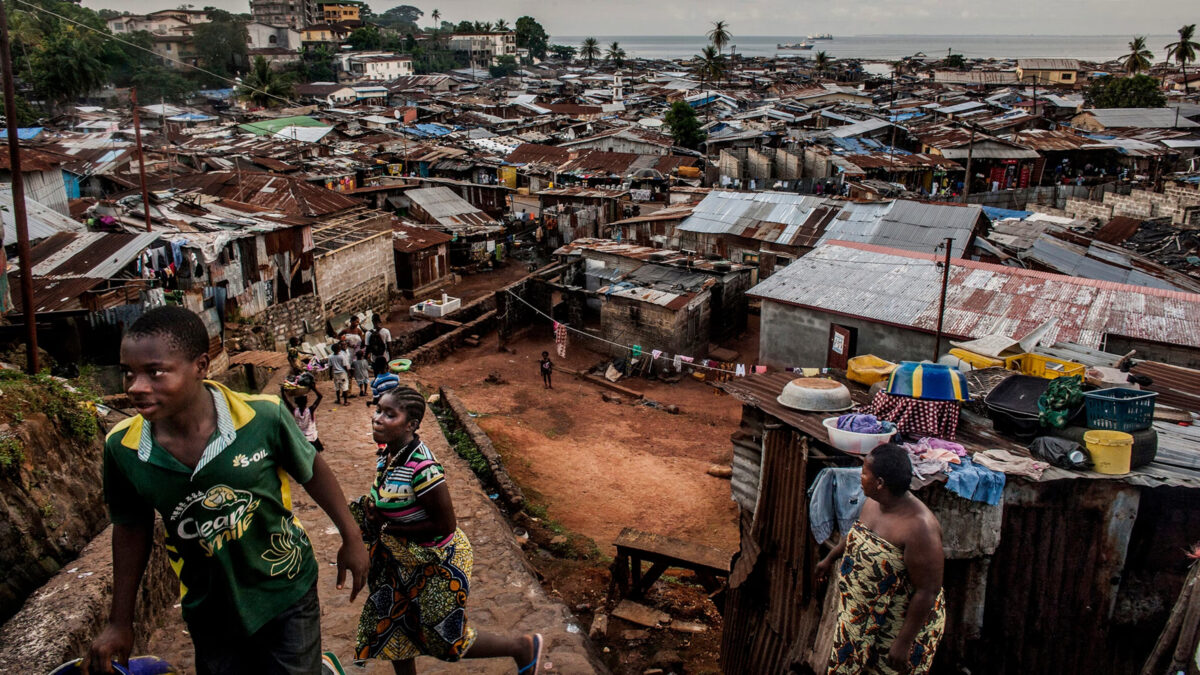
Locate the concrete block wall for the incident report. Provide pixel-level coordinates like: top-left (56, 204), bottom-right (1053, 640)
top-left (323, 275), bottom-right (388, 320)
top-left (260, 293), bottom-right (323, 349)
top-left (1064, 197), bottom-right (1114, 221)
top-left (599, 294), bottom-right (710, 358)
top-left (1102, 191), bottom-right (1155, 219)
top-left (747, 148), bottom-right (772, 181)
top-left (314, 234), bottom-right (395, 318)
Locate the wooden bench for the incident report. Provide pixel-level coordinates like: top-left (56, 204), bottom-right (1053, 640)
top-left (609, 527), bottom-right (731, 600)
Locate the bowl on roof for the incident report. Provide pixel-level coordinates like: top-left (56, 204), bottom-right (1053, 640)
top-left (777, 377), bottom-right (854, 412)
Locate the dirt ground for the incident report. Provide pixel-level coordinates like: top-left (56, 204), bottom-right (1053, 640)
top-left (412, 324), bottom-right (756, 556)
top-left (413, 318), bottom-right (761, 674)
top-left (381, 263), bottom-right (532, 336)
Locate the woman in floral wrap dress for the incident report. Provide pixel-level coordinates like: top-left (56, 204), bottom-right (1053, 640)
top-left (352, 386), bottom-right (544, 675)
top-left (817, 443), bottom-right (946, 674)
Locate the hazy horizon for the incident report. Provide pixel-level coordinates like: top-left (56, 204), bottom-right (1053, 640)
top-left (81, 0), bottom-right (1197, 37)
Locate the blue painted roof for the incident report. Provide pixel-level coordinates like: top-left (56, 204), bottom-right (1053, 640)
top-left (0, 127), bottom-right (44, 140)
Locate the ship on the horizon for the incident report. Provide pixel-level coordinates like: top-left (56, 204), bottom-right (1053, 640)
top-left (807, 33), bottom-right (833, 40)
top-left (778, 41), bottom-right (814, 50)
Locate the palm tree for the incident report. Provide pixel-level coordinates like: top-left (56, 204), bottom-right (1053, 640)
top-left (1122, 36), bottom-right (1153, 74)
top-left (707, 20), bottom-right (731, 56)
top-left (693, 45), bottom-right (726, 90)
top-left (494, 19), bottom-right (509, 32)
top-left (1165, 24), bottom-right (1198, 93)
top-left (430, 9), bottom-right (440, 28)
top-left (581, 37), bottom-right (600, 68)
top-left (607, 41), bottom-right (626, 69)
top-left (813, 50), bottom-right (832, 75)
top-left (238, 55), bottom-right (295, 109)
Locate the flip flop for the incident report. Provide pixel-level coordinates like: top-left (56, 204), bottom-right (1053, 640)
top-left (516, 633), bottom-right (544, 675)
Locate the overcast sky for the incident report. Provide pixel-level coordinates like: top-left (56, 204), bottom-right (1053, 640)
top-left (82, 0), bottom-right (1196, 36)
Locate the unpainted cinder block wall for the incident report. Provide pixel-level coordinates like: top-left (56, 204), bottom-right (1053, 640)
top-left (314, 234), bottom-right (396, 319)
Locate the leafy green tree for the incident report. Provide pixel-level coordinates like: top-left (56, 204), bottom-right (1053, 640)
top-left (494, 19), bottom-right (509, 32)
top-left (375, 4), bottom-right (421, 30)
top-left (348, 24), bottom-right (382, 50)
top-left (515, 16), bottom-right (547, 60)
top-left (550, 44), bottom-right (576, 60)
top-left (1165, 24), bottom-right (1198, 94)
top-left (32, 28), bottom-right (108, 108)
top-left (1122, 36), bottom-right (1153, 74)
top-left (96, 8), bottom-right (124, 20)
top-left (238, 55), bottom-right (295, 108)
top-left (1085, 74), bottom-right (1166, 108)
top-left (0, 95), bottom-right (41, 126)
top-left (707, 20), bottom-right (730, 56)
top-left (813, 50), bottom-right (831, 74)
top-left (665, 100), bottom-right (705, 149)
top-left (301, 44), bottom-right (337, 81)
top-left (945, 53), bottom-right (965, 69)
top-left (131, 66), bottom-right (196, 103)
top-left (606, 41), bottom-right (626, 68)
top-left (193, 14), bottom-right (248, 81)
top-left (693, 45), bottom-right (725, 90)
top-left (489, 54), bottom-right (518, 78)
top-left (580, 37), bottom-right (600, 67)
top-left (455, 20), bottom-right (475, 32)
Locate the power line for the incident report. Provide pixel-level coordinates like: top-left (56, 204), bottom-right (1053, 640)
top-left (13, 0), bottom-right (304, 108)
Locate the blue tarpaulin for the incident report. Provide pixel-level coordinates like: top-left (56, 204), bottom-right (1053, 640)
top-left (982, 206), bottom-right (1032, 221)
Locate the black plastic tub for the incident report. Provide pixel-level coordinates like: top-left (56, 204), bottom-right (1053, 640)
top-left (984, 374), bottom-right (1085, 440)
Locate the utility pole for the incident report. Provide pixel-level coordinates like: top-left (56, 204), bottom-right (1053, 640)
top-left (0, 0), bottom-right (40, 374)
top-left (933, 237), bottom-right (954, 362)
top-left (961, 124), bottom-right (976, 202)
top-left (130, 88), bottom-right (153, 231)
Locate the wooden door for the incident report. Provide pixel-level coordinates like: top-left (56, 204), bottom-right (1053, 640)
top-left (826, 324), bottom-right (855, 369)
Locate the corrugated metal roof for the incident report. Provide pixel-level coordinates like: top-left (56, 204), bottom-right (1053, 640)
top-left (405, 186), bottom-right (500, 232)
top-left (747, 240), bottom-right (1200, 350)
top-left (1017, 58), bottom-right (1081, 71)
top-left (678, 192), bottom-right (980, 256)
top-left (1079, 107), bottom-right (1200, 129)
top-left (0, 186), bottom-right (86, 243)
top-left (24, 231), bottom-right (159, 279)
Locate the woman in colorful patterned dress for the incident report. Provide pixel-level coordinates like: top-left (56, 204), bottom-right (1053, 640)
top-left (816, 443), bottom-right (946, 675)
top-left (351, 386), bottom-right (544, 675)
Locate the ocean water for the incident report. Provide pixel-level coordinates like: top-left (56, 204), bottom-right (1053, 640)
top-left (551, 34), bottom-right (1176, 63)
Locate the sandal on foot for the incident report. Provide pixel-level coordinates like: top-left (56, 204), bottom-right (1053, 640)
top-left (517, 633), bottom-right (544, 674)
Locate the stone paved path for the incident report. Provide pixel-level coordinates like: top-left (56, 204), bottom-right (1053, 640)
top-left (147, 384), bottom-right (605, 674)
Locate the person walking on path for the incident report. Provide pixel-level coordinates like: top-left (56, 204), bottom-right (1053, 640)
top-left (352, 387), bottom-right (544, 675)
top-left (539, 352), bottom-right (553, 389)
top-left (817, 443), bottom-right (946, 675)
top-left (85, 306), bottom-right (367, 675)
top-left (282, 383), bottom-right (325, 454)
top-left (330, 344), bottom-right (351, 406)
top-left (352, 350), bottom-right (371, 399)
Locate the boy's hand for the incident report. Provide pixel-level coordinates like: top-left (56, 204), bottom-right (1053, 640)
top-left (336, 537), bottom-right (368, 601)
top-left (83, 622), bottom-right (133, 674)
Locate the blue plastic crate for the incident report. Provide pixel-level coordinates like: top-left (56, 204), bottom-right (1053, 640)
top-left (1083, 388), bottom-right (1158, 432)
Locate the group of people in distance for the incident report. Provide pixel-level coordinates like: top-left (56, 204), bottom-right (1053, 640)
top-left (86, 305), bottom-right (945, 675)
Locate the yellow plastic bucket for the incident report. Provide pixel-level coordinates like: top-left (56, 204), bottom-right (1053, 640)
top-left (1083, 430), bottom-right (1133, 475)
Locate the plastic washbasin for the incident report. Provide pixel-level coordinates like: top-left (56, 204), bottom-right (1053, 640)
top-left (822, 417), bottom-right (897, 455)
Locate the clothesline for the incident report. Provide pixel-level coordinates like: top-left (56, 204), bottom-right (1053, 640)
top-left (503, 289), bottom-right (746, 376)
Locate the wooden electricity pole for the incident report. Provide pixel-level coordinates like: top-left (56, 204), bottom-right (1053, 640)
top-left (933, 237), bottom-right (954, 362)
top-left (0, 0), bottom-right (40, 373)
top-left (130, 88), bottom-right (153, 231)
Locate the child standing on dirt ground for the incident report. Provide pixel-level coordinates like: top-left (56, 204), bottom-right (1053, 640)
top-left (282, 383), bottom-right (325, 453)
top-left (370, 356), bottom-right (400, 405)
top-left (330, 343), bottom-right (351, 405)
top-left (539, 351), bottom-right (553, 389)
top-left (85, 305), bottom-right (367, 675)
top-left (352, 349), bottom-right (371, 398)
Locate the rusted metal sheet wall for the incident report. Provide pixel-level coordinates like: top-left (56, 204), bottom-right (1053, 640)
top-left (722, 425), bottom-right (825, 674)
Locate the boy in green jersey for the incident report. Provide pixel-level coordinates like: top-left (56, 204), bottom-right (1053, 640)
top-left (85, 306), bottom-right (369, 674)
